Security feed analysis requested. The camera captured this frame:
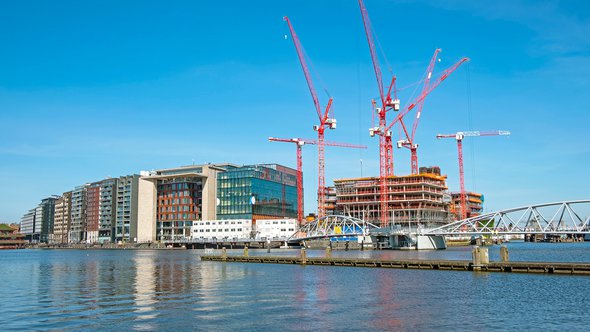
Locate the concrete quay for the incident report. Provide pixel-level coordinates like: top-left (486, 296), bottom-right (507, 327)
top-left (200, 247), bottom-right (590, 276)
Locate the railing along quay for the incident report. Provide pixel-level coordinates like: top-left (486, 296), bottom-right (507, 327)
top-left (200, 247), bottom-right (590, 276)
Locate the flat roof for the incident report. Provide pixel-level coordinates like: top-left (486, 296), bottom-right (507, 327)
top-left (141, 172), bottom-right (208, 181)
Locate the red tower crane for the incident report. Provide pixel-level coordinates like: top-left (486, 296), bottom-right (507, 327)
top-left (284, 16), bottom-right (336, 220)
top-left (436, 130), bottom-right (511, 220)
top-left (268, 137), bottom-right (367, 224)
top-left (397, 48), bottom-right (440, 174)
top-left (359, 0), bottom-right (398, 227)
top-left (359, 0), bottom-right (469, 227)
top-left (387, 56), bottom-right (470, 166)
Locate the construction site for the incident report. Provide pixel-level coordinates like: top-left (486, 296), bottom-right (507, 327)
top-left (274, 1), bottom-right (511, 230)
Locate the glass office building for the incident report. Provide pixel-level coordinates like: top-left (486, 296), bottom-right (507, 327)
top-left (217, 164), bottom-right (298, 220)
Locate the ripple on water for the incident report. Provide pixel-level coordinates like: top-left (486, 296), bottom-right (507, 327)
top-left (2, 246), bottom-right (590, 331)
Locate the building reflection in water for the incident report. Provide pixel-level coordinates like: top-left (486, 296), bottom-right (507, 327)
top-left (373, 270), bottom-right (403, 329)
top-left (133, 252), bottom-right (158, 331)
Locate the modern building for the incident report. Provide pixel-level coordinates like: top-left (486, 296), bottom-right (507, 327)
top-left (190, 218), bottom-right (297, 241)
top-left (255, 219), bottom-right (298, 239)
top-left (19, 162), bottom-right (301, 244)
top-left (115, 175), bottom-right (138, 243)
top-left (334, 168), bottom-right (452, 227)
top-left (69, 185), bottom-right (88, 243)
top-left (191, 219), bottom-right (253, 240)
top-left (89, 178), bottom-right (118, 243)
top-left (20, 208), bottom-right (37, 242)
top-left (450, 192), bottom-right (484, 220)
top-left (216, 164), bottom-right (298, 221)
top-left (52, 191), bottom-right (72, 244)
top-left (86, 184), bottom-right (100, 243)
top-left (142, 165), bottom-right (223, 242)
top-left (20, 196), bottom-right (58, 243)
top-left (38, 196), bottom-right (58, 243)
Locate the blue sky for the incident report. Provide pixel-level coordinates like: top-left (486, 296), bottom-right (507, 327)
top-left (1, 0), bottom-right (589, 222)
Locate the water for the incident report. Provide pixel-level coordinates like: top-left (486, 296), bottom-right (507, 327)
top-left (1, 242), bottom-right (589, 331)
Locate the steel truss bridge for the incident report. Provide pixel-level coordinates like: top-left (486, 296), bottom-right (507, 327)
top-left (422, 200), bottom-right (590, 236)
top-left (290, 215), bottom-right (379, 241)
top-left (290, 201), bottom-right (590, 242)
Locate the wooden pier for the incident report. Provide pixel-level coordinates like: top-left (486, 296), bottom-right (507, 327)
top-left (200, 253), bottom-right (590, 275)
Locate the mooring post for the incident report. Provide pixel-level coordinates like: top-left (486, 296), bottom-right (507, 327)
top-left (222, 247), bottom-right (227, 261)
top-left (244, 246), bottom-right (249, 257)
top-left (480, 247), bottom-right (489, 265)
top-left (267, 240), bottom-right (271, 253)
top-left (325, 247), bottom-right (332, 258)
top-left (500, 246), bottom-right (509, 262)
top-left (472, 246), bottom-right (481, 271)
top-left (301, 248), bottom-right (307, 265)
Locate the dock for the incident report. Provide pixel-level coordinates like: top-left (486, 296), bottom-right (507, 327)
top-left (200, 253), bottom-right (590, 275)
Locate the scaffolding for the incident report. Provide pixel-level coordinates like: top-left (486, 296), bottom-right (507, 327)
top-left (449, 192), bottom-right (484, 220)
top-left (334, 172), bottom-right (452, 227)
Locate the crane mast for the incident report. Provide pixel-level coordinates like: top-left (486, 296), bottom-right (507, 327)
top-left (436, 130), bottom-right (511, 220)
top-left (359, 0), bottom-right (399, 228)
top-left (284, 16), bottom-right (336, 219)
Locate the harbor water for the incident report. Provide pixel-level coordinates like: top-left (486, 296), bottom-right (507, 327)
top-left (1, 241), bottom-right (589, 331)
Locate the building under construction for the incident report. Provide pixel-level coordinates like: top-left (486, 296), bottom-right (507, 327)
top-left (334, 166), bottom-right (453, 227)
top-left (450, 192), bottom-right (484, 220)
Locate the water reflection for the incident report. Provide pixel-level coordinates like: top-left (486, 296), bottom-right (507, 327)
top-left (1, 244), bottom-right (590, 331)
top-left (373, 270), bottom-right (402, 330)
top-left (133, 253), bottom-right (157, 331)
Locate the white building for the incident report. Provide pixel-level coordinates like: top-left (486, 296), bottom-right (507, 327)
top-left (255, 219), bottom-right (297, 240)
top-left (191, 219), bottom-right (252, 240)
top-left (190, 218), bottom-right (297, 240)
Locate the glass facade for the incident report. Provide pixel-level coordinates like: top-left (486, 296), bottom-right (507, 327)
top-left (217, 164), bottom-right (298, 220)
